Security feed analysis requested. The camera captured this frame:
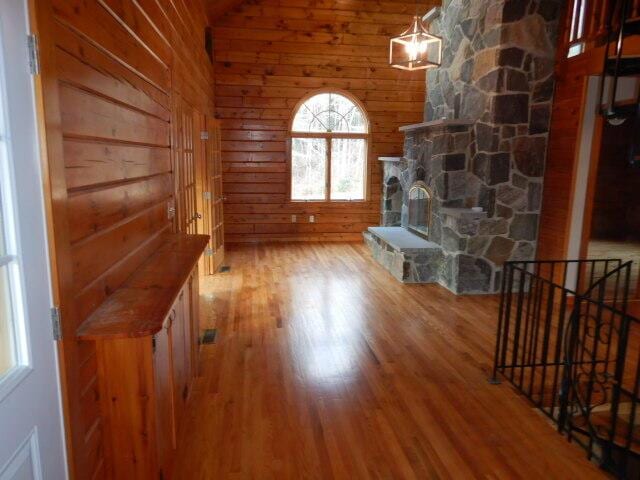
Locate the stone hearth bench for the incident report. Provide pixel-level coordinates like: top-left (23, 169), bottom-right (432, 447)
top-left (363, 226), bottom-right (443, 283)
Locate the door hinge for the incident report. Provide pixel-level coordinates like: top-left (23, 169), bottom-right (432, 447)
top-left (203, 191), bottom-right (211, 200)
top-left (200, 131), bottom-right (209, 140)
top-left (27, 34), bottom-right (40, 75)
top-left (51, 307), bottom-right (62, 341)
top-left (204, 247), bottom-right (213, 257)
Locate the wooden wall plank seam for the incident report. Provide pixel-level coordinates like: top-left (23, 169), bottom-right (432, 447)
top-left (213, 0), bottom-right (433, 243)
top-left (33, 0), bottom-right (215, 478)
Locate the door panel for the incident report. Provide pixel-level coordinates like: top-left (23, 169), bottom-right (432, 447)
top-left (0, 1), bottom-right (66, 478)
top-left (0, 432), bottom-right (39, 480)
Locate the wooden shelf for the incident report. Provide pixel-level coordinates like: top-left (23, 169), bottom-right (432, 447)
top-left (77, 234), bottom-right (209, 340)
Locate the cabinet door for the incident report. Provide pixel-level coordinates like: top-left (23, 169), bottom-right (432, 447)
top-left (189, 268), bottom-right (200, 377)
top-left (153, 314), bottom-right (175, 478)
top-left (181, 284), bottom-right (192, 383)
top-left (171, 292), bottom-right (189, 428)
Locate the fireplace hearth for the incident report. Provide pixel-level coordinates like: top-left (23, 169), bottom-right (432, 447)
top-left (365, 120), bottom-right (490, 293)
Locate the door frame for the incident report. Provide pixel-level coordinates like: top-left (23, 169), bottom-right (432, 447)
top-left (28, 0), bottom-right (96, 477)
top-left (567, 75), bottom-right (640, 299)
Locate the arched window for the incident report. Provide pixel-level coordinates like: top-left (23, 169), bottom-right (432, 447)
top-left (290, 92), bottom-right (369, 201)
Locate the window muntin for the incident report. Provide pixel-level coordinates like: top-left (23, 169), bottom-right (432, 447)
top-left (292, 93), bottom-right (366, 133)
top-left (291, 93), bottom-right (368, 202)
top-left (0, 77), bottom-right (24, 382)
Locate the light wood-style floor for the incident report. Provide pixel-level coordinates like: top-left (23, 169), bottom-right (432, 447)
top-left (173, 242), bottom-right (608, 479)
top-left (588, 239), bottom-right (640, 298)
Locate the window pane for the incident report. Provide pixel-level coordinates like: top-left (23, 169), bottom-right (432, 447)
top-left (291, 138), bottom-right (327, 201)
top-left (292, 93), bottom-right (366, 133)
top-left (0, 194), bottom-right (5, 257)
top-left (0, 264), bottom-right (16, 377)
top-left (330, 139), bottom-right (366, 201)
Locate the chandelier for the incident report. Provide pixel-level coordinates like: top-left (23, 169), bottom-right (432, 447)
top-left (389, 14), bottom-right (442, 71)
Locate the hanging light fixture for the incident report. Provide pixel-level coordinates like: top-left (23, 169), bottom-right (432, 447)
top-left (390, 11), bottom-right (442, 71)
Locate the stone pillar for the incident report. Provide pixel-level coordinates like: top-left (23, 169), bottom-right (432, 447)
top-left (423, 0), bottom-right (561, 291)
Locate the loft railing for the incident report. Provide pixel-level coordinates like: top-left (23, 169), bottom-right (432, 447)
top-left (492, 259), bottom-right (640, 479)
top-left (563, 0), bottom-right (640, 57)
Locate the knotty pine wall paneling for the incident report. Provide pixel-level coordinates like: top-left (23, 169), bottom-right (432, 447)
top-left (32, 1), bottom-right (214, 478)
top-left (537, 54), bottom-right (590, 261)
top-left (213, 0), bottom-right (433, 242)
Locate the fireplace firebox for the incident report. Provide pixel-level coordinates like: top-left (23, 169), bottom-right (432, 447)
top-left (407, 181), bottom-right (432, 239)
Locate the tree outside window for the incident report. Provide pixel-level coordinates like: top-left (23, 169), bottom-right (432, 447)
top-left (290, 92), bottom-right (368, 202)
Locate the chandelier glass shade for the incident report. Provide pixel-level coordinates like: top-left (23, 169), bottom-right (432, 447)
top-left (389, 15), bottom-right (442, 71)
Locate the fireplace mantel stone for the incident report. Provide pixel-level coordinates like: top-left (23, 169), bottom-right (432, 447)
top-left (398, 119), bottom-right (473, 133)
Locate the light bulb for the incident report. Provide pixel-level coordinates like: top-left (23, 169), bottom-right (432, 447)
top-left (404, 37), bottom-right (418, 60)
top-left (404, 37), bottom-right (427, 61)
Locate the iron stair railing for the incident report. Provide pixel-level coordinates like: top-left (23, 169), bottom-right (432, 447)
top-left (492, 259), bottom-right (640, 479)
top-left (600, 0), bottom-right (640, 167)
top-left (597, 0), bottom-right (640, 123)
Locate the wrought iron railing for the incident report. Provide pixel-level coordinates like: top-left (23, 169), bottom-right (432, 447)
top-left (492, 259), bottom-right (640, 478)
top-left (562, 0), bottom-right (640, 57)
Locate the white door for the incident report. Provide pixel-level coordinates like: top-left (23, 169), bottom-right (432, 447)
top-left (0, 0), bottom-right (67, 479)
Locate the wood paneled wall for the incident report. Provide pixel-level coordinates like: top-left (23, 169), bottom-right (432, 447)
top-left (537, 54), bottom-right (590, 261)
top-left (212, 0), bottom-right (432, 242)
top-left (33, 1), bottom-right (214, 478)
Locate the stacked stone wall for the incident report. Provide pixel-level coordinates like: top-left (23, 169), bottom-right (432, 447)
top-left (417, 0), bottom-right (561, 292)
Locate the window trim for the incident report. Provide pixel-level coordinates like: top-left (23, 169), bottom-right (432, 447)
top-left (288, 90), bottom-right (371, 203)
top-left (0, 43), bottom-right (32, 394)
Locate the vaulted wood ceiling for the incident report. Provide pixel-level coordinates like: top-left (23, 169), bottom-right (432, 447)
top-left (207, 0), bottom-right (246, 22)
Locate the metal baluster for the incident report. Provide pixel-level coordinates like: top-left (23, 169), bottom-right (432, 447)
top-left (510, 267), bottom-right (527, 383)
top-left (491, 262), bottom-right (510, 383)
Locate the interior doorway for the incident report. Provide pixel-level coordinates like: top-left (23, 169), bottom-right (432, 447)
top-left (585, 117), bottom-right (640, 299)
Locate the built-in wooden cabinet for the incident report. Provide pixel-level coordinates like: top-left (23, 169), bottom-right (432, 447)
top-left (153, 316), bottom-right (175, 474)
top-left (77, 235), bottom-right (208, 479)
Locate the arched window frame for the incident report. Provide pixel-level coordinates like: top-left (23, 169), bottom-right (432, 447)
top-left (288, 90), bottom-right (371, 203)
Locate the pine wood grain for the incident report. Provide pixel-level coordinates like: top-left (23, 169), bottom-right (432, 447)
top-left (77, 234), bottom-right (209, 340)
top-left (213, 0), bottom-right (431, 243)
top-left (172, 242), bottom-right (607, 479)
top-left (34, 1), bottom-right (215, 477)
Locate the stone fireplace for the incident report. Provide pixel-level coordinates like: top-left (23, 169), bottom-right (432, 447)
top-left (365, 0), bottom-right (561, 294)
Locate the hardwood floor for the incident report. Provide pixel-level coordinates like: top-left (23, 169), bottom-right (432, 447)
top-left (588, 239), bottom-right (640, 299)
top-left (172, 242), bottom-right (608, 479)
